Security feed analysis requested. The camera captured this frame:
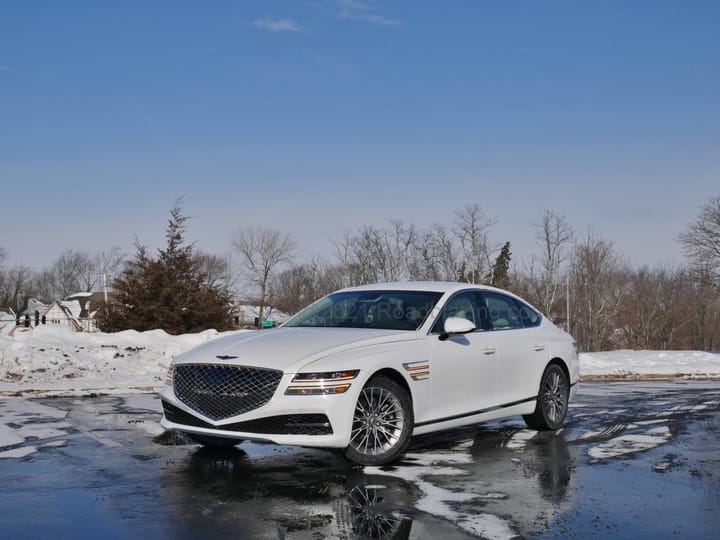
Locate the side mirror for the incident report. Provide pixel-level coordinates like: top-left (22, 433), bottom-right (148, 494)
top-left (439, 317), bottom-right (476, 341)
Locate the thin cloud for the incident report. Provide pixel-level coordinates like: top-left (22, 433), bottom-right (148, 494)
top-left (253, 18), bottom-right (304, 33)
top-left (352, 13), bottom-right (400, 26)
top-left (336, 0), bottom-right (400, 26)
top-left (337, 0), bottom-right (370, 10)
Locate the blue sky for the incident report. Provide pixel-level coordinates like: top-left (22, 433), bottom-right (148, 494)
top-left (1, 0), bottom-right (719, 270)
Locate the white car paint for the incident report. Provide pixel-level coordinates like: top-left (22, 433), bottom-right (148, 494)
top-left (160, 281), bottom-right (578, 463)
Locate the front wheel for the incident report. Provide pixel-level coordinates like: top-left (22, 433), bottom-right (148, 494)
top-left (523, 364), bottom-right (569, 431)
top-left (342, 376), bottom-right (413, 466)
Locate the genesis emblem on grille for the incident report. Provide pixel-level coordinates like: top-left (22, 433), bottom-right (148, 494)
top-left (216, 355), bottom-right (238, 360)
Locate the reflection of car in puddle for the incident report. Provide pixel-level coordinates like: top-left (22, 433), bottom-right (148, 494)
top-left (467, 425), bottom-right (575, 532)
top-left (468, 425), bottom-right (573, 502)
top-left (343, 484), bottom-right (413, 539)
top-left (159, 423), bottom-right (576, 539)
top-left (162, 444), bottom-right (415, 539)
top-left (378, 423), bottom-right (577, 537)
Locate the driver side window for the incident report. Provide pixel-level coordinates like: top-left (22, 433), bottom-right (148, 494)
top-left (431, 291), bottom-right (480, 333)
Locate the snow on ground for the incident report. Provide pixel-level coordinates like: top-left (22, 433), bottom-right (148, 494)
top-left (0, 325), bottom-right (719, 397)
top-left (0, 325), bottom-right (232, 397)
top-left (579, 349), bottom-right (720, 379)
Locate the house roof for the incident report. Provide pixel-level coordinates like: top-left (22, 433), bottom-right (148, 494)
top-left (20, 298), bottom-right (49, 316)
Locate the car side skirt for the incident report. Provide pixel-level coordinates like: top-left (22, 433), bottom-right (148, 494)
top-left (412, 396), bottom-right (538, 435)
top-left (413, 380), bottom-right (578, 435)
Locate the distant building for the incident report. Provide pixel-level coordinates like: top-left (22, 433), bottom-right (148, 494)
top-left (233, 301), bottom-right (290, 328)
top-left (0, 309), bottom-right (15, 335)
top-left (5, 292), bottom-right (111, 335)
top-left (7, 298), bottom-right (49, 335)
top-left (43, 292), bottom-right (109, 332)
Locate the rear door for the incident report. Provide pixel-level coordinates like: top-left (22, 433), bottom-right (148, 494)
top-left (477, 291), bottom-right (546, 406)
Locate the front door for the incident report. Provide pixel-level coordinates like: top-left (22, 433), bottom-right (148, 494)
top-left (427, 291), bottom-right (498, 422)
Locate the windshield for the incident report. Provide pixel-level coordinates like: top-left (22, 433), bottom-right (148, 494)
top-left (284, 290), bottom-right (443, 331)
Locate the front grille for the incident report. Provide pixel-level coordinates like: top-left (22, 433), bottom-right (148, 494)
top-left (162, 401), bottom-right (333, 435)
top-left (162, 400), bottom-right (211, 428)
top-left (173, 364), bottom-right (283, 420)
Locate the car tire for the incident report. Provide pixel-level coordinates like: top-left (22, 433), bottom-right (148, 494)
top-left (342, 376), bottom-right (414, 466)
top-left (523, 364), bottom-right (569, 431)
top-left (188, 433), bottom-right (241, 448)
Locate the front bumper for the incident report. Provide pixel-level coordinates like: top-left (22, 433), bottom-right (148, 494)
top-left (158, 383), bottom-right (357, 448)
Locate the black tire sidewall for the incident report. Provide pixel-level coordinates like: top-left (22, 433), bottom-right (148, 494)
top-left (540, 364), bottom-right (569, 430)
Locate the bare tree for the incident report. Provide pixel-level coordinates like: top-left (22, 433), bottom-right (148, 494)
top-left (0, 265), bottom-right (35, 313)
top-left (408, 223), bottom-right (462, 281)
top-left (48, 250), bottom-right (96, 298)
top-left (195, 251), bottom-right (235, 293)
top-left (95, 248), bottom-right (125, 297)
top-left (525, 210), bottom-right (574, 321)
top-left (679, 194), bottom-right (720, 286)
top-left (453, 204), bottom-right (496, 283)
top-left (337, 221), bottom-right (418, 284)
top-left (269, 257), bottom-right (347, 314)
top-left (677, 264), bottom-right (720, 350)
top-left (408, 229), bottom-right (442, 281)
top-left (617, 266), bottom-right (687, 349)
top-left (232, 227), bottom-right (296, 324)
top-left (569, 230), bottom-right (628, 351)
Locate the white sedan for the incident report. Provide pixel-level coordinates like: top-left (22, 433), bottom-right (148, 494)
top-left (160, 282), bottom-right (579, 465)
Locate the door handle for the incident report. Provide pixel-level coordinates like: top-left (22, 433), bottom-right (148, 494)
top-left (482, 347), bottom-right (496, 355)
top-left (533, 344), bottom-right (546, 352)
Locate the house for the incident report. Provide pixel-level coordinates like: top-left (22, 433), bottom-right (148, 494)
top-left (8, 298), bottom-right (49, 335)
top-left (43, 292), bottom-right (109, 333)
top-left (0, 309), bottom-right (15, 335)
top-left (233, 302), bottom-right (290, 328)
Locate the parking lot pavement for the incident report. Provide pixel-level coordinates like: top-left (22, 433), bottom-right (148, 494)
top-left (0, 381), bottom-right (718, 539)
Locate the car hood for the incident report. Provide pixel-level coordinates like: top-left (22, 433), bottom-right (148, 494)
top-left (172, 327), bottom-right (418, 373)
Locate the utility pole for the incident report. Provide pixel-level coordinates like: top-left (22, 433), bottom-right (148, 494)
top-left (566, 276), bottom-right (571, 333)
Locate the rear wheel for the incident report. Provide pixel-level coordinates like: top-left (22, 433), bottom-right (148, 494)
top-left (343, 376), bottom-right (413, 466)
top-left (523, 364), bottom-right (569, 431)
top-left (188, 433), bottom-right (241, 448)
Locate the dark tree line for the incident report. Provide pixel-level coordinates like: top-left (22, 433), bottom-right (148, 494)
top-left (2, 195), bottom-right (720, 350)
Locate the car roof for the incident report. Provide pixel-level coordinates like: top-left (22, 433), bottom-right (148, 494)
top-left (337, 281), bottom-right (509, 295)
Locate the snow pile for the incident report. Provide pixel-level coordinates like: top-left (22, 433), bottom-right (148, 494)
top-left (0, 325), bottom-right (229, 396)
top-left (579, 350), bottom-right (720, 379)
top-left (0, 326), bottom-right (719, 397)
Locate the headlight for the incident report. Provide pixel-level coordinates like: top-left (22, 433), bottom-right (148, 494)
top-left (165, 366), bottom-right (173, 386)
top-left (285, 370), bottom-right (359, 396)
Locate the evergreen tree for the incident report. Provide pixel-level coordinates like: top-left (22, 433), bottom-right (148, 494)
top-left (489, 241), bottom-right (512, 289)
top-left (98, 201), bottom-right (234, 334)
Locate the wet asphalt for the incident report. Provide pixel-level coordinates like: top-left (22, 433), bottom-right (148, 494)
top-left (0, 380), bottom-right (718, 540)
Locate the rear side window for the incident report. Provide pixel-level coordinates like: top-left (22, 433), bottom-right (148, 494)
top-left (479, 292), bottom-right (524, 330)
top-left (516, 301), bottom-right (541, 327)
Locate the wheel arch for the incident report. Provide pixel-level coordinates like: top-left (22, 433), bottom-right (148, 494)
top-left (367, 368), bottom-right (413, 400)
top-left (546, 357), bottom-right (570, 385)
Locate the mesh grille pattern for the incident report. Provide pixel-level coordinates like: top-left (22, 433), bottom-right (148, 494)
top-left (162, 401), bottom-right (333, 435)
top-left (173, 364), bottom-right (282, 420)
